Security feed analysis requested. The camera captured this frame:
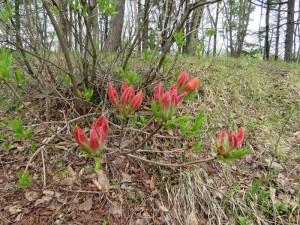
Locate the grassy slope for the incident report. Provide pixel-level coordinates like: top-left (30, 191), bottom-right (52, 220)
top-left (157, 56), bottom-right (300, 224)
top-left (1, 56), bottom-right (299, 224)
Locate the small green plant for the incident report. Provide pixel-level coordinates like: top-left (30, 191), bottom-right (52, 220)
top-left (101, 219), bottom-right (108, 225)
top-left (58, 170), bottom-right (68, 179)
top-left (111, 178), bottom-right (119, 185)
top-left (11, 118), bottom-right (32, 140)
top-left (173, 29), bottom-right (185, 46)
top-left (0, 3), bottom-right (13, 23)
top-left (0, 118), bottom-right (9, 127)
top-left (2, 141), bottom-right (12, 151)
top-left (31, 142), bottom-right (38, 151)
top-left (99, 0), bottom-right (117, 15)
top-left (119, 64), bottom-right (141, 85)
top-left (142, 48), bottom-right (151, 62)
top-left (0, 48), bottom-right (12, 80)
top-left (16, 170), bottom-right (31, 188)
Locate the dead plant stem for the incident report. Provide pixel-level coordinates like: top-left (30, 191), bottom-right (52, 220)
top-left (127, 154), bottom-right (218, 167)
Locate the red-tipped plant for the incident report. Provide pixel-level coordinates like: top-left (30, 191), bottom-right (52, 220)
top-left (216, 127), bottom-right (245, 157)
top-left (108, 82), bottom-right (143, 116)
top-left (176, 71), bottom-right (200, 94)
top-left (152, 82), bottom-right (186, 122)
top-left (74, 116), bottom-right (108, 153)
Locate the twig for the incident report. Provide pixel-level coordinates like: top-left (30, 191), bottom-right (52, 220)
top-left (3, 80), bottom-right (70, 142)
top-left (41, 147), bottom-right (46, 188)
top-left (127, 154), bottom-right (218, 168)
top-left (123, 117), bottom-right (154, 149)
top-left (125, 123), bottom-right (163, 154)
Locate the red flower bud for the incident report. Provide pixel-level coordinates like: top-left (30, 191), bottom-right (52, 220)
top-left (121, 86), bottom-right (135, 107)
top-left (121, 82), bottom-right (129, 94)
top-left (184, 77), bottom-right (200, 92)
top-left (92, 116), bottom-right (109, 135)
top-left (176, 92), bottom-right (187, 105)
top-left (216, 127), bottom-right (245, 156)
top-left (154, 82), bottom-right (164, 101)
top-left (108, 83), bottom-right (120, 109)
top-left (74, 126), bottom-right (91, 150)
top-left (177, 71), bottom-right (189, 89)
top-left (129, 90), bottom-right (143, 113)
top-left (89, 128), bottom-right (100, 150)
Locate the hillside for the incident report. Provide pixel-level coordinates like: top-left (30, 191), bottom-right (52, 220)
top-left (0, 57), bottom-right (299, 225)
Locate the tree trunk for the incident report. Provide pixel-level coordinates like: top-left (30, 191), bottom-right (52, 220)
top-left (187, 1), bottom-right (205, 55)
top-left (264, 0), bottom-right (271, 60)
top-left (274, 2), bottom-right (282, 60)
top-left (284, 0), bottom-right (295, 62)
top-left (103, 0), bottom-right (126, 52)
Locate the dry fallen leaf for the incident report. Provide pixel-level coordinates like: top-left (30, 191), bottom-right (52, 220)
top-left (186, 211), bottom-right (198, 225)
top-left (60, 177), bottom-right (75, 186)
top-left (121, 172), bottom-right (132, 183)
top-left (25, 191), bottom-right (39, 202)
top-left (94, 169), bottom-right (110, 190)
top-left (158, 205), bottom-right (169, 212)
top-left (67, 166), bottom-right (76, 179)
top-left (78, 197), bottom-right (93, 212)
top-left (150, 176), bottom-right (155, 191)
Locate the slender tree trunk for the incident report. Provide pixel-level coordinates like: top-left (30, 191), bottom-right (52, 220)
top-left (284, 0), bottom-right (295, 62)
top-left (187, 1), bottom-right (205, 55)
top-left (42, 0), bottom-right (79, 98)
top-left (264, 0), bottom-right (271, 60)
top-left (103, 0), bottom-right (126, 52)
top-left (275, 2), bottom-right (282, 60)
top-left (213, 1), bottom-right (220, 56)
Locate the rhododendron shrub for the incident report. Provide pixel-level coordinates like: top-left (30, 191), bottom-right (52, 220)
top-left (74, 116), bottom-right (109, 169)
top-left (74, 71), bottom-right (249, 170)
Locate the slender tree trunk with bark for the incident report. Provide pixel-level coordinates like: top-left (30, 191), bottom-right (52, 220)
top-left (264, 0), bottom-right (271, 60)
top-left (284, 0), bottom-right (295, 62)
top-left (103, 0), bottom-right (126, 52)
top-left (275, 2), bottom-right (282, 60)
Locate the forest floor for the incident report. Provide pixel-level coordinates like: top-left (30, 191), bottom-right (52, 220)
top-left (0, 56), bottom-right (299, 225)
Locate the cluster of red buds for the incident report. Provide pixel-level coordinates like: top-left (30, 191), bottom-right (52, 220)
top-left (74, 116), bottom-right (109, 153)
top-left (108, 83), bottom-right (143, 117)
top-left (216, 127), bottom-right (245, 157)
top-left (153, 71), bottom-right (200, 121)
top-left (176, 71), bottom-right (200, 94)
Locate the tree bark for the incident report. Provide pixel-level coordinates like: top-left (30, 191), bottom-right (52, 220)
top-left (284, 0), bottom-right (295, 62)
top-left (103, 0), bottom-right (126, 52)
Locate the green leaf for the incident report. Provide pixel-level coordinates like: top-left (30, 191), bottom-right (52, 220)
top-left (31, 142), bottom-right (38, 152)
top-left (11, 119), bottom-right (23, 136)
top-left (180, 122), bottom-right (190, 134)
top-left (81, 148), bottom-right (94, 158)
top-left (173, 29), bottom-right (185, 46)
top-left (115, 114), bottom-right (125, 120)
top-left (0, 118), bottom-right (9, 127)
top-left (164, 115), bottom-right (192, 129)
top-left (191, 113), bottom-right (206, 132)
top-left (52, 5), bottom-right (59, 15)
top-left (0, 3), bottom-right (13, 23)
top-left (191, 140), bottom-right (203, 151)
top-left (15, 69), bottom-right (25, 84)
top-left (2, 141), bottom-right (12, 151)
top-left (0, 48), bottom-right (12, 79)
top-left (24, 127), bottom-right (33, 139)
top-left (16, 170), bottom-right (31, 188)
top-left (205, 29), bottom-right (216, 36)
top-left (151, 101), bottom-right (160, 120)
top-left (184, 91), bottom-right (197, 101)
top-left (84, 88), bottom-right (94, 100)
top-left (220, 148), bottom-right (251, 161)
top-left (142, 49), bottom-right (151, 62)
